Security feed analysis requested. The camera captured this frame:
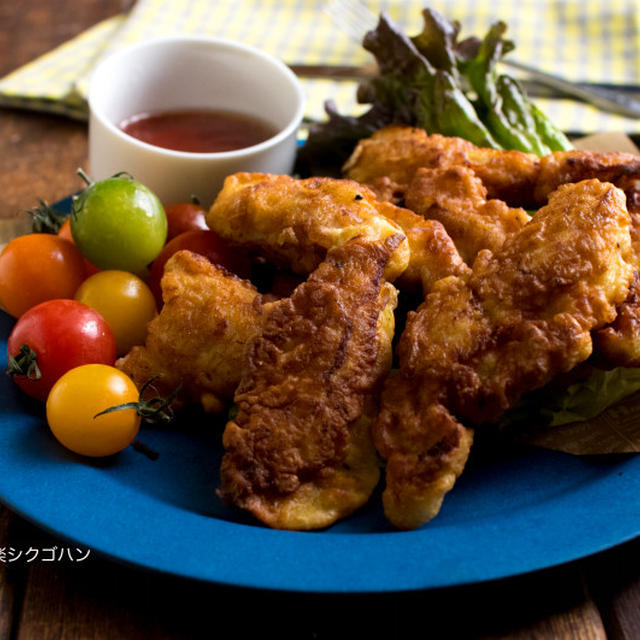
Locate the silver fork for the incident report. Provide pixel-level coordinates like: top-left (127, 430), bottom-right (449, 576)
top-left (323, 0), bottom-right (640, 119)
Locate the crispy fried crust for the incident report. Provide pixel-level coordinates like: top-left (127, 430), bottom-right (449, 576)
top-left (404, 166), bottom-right (530, 265)
top-left (535, 150), bottom-right (640, 211)
top-left (218, 236), bottom-right (402, 530)
top-left (345, 125), bottom-right (640, 369)
top-left (590, 211), bottom-right (640, 367)
top-left (374, 180), bottom-right (636, 530)
top-left (116, 251), bottom-right (262, 413)
top-left (206, 172), bottom-right (410, 282)
top-left (343, 125), bottom-right (541, 207)
top-left (593, 273), bottom-right (640, 367)
top-left (376, 200), bottom-right (469, 294)
top-left (344, 125), bottom-right (640, 213)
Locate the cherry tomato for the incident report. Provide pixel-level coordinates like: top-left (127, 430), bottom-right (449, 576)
top-left (70, 172), bottom-right (167, 275)
top-left (0, 233), bottom-right (86, 318)
top-left (58, 218), bottom-right (100, 277)
top-left (6, 299), bottom-right (117, 401)
top-left (57, 217), bottom-right (73, 242)
top-left (75, 270), bottom-right (157, 356)
top-left (164, 202), bottom-right (208, 240)
top-left (147, 229), bottom-right (251, 306)
top-left (46, 364), bottom-right (140, 457)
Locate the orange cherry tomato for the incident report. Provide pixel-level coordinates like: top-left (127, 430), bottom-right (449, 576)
top-left (0, 233), bottom-right (86, 318)
top-left (57, 218), bottom-right (74, 243)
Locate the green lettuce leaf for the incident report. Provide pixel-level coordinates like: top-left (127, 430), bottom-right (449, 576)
top-left (297, 7), bottom-right (574, 177)
top-left (296, 10), bottom-right (499, 176)
top-left (547, 367), bottom-right (640, 426)
top-left (500, 366), bottom-right (640, 433)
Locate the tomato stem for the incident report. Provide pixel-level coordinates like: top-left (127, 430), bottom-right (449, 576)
top-left (110, 171), bottom-right (135, 180)
top-left (25, 199), bottom-right (67, 234)
top-left (6, 344), bottom-right (41, 380)
top-left (77, 167), bottom-right (94, 187)
top-left (132, 439), bottom-right (159, 460)
top-left (93, 376), bottom-right (181, 426)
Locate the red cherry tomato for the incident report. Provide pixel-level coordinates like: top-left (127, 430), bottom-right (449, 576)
top-left (0, 233), bottom-right (86, 318)
top-left (147, 229), bottom-right (251, 306)
top-left (58, 218), bottom-right (100, 277)
top-left (6, 299), bottom-right (117, 401)
top-left (164, 202), bottom-right (208, 240)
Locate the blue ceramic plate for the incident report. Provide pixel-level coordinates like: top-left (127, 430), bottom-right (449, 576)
top-left (0, 198), bottom-right (638, 593)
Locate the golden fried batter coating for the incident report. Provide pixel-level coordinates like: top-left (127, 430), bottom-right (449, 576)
top-left (116, 251), bottom-right (262, 413)
top-left (404, 166), bottom-right (530, 265)
top-left (346, 125), bottom-right (640, 369)
top-left (535, 150), bottom-right (640, 212)
top-left (207, 172), bottom-right (410, 282)
top-left (375, 200), bottom-right (469, 294)
top-left (218, 236), bottom-right (402, 530)
top-left (593, 274), bottom-right (640, 367)
top-left (374, 180), bottom-right (636, 530)
top-left (343, 125), bottom-right (541, 207)
top-left (344, 125), bottom-right (640, 213)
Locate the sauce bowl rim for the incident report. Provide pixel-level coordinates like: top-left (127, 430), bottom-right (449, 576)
top-left (88, 35), bottom-right (306, 160)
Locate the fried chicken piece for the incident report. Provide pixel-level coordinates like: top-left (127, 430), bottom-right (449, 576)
top-left (586, 211), bottom-right (640, 367)
top-left (404, 166), bottom-right (530, 265)
top-left (343, 125), bottom-right (541, 207)
top-left (344, 125), bottom-right (640, 213)
top-left (346, 126), bottom-right (640, 367)
top-left (524, 156), bottom-right (640, 369)
top-left (218, 235), bottom-right (403, 530)
top-left (374, 180), bottom-right (636, 530)
top-left (593, 273), bottom-right (640, 367)
top-left (535, 151), bottom-right (640, 212)
top-left (207, 172), bottom-right (410, 282)
top-left (376, 200), bottom-right (469, 294)
top-left (116, 250), bottom-right (262, 413)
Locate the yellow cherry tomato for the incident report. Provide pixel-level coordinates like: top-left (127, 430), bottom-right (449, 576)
top-left (75, 270), bottom-right (157, 356)
top-left (46, 364), bottom-right (141, 457)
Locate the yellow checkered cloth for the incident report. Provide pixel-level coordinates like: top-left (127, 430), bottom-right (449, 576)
top-left (0, 0), bottom-right (639, 134)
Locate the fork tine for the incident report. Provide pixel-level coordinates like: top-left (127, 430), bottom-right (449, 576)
top-left (349, 0), bottom-right (378, 26)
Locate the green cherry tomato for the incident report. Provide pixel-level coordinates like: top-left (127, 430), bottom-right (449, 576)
top-left (70, 172), bottom-right (167, 275)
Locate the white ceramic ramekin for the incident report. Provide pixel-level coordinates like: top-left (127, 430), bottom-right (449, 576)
top-left (88, 36), bottom-right (305, 207)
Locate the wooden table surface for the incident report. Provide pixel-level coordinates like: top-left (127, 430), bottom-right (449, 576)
top-left (0, 2), bottom-right (638, 638)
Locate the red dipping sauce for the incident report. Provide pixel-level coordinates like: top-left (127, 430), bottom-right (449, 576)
top-left (119, 109), bottom-right (277, 153)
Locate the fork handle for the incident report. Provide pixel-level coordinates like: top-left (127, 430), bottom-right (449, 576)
top-left (503, 59), bottom-right (640, 119)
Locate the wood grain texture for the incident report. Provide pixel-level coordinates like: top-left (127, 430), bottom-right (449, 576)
top-left (587, 538), bottom-right (640, 640)
top-left (0, 0), bottom-right (128, 78)
top-left (0, 112), bottom-right (88, 219)
top-left (0, 0), bottom-right (126, 219)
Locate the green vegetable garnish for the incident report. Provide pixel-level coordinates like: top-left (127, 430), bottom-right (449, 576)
top-left (499, 367), bottom-right (640, 434)
top-left (297, 8), bottom-right (571, 176)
